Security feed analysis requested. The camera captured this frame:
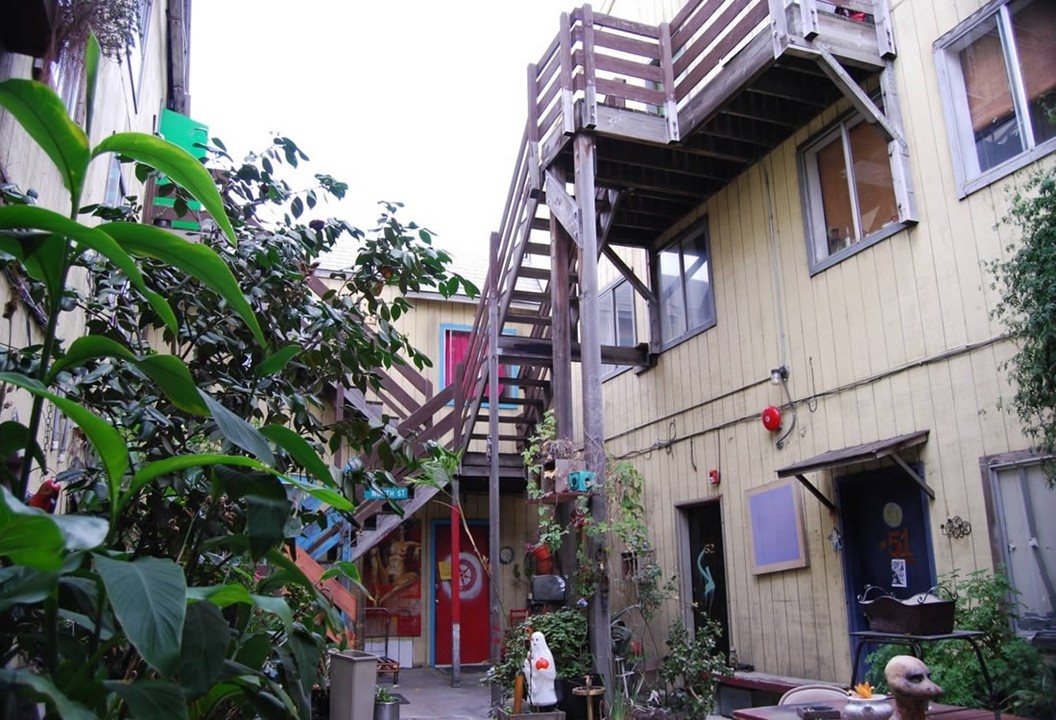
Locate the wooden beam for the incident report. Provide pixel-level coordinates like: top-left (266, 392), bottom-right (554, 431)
top-left (794, 473), bottom-right (837, 514)
top-left (497, 335), bottom-right (651, 367)
top-left (545, 169), bottom-right (580, 246)
top-left (602, 245), bottom-right (655, 303)
top-left (813, 47), bottom-right (905, 148)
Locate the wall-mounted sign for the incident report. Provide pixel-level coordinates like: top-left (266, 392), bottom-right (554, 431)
top-left (365, 487), bottom-right (409, 501)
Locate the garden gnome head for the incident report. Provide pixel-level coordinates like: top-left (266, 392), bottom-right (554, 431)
top-left (884, 655), bottom-right (943, 720)
top-left (522, 630), bottom-right (558, 707)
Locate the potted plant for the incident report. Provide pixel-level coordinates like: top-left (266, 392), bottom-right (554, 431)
top-left (374, 685), bottom-right (400, 720)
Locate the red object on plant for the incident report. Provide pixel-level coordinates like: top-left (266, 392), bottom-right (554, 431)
top-left (535, 658), bottom-right (550, 670)
top-left (27, 479), bottom-right (60, 513)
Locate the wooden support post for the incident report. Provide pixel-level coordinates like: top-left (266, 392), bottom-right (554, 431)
top-left (451, 478), bottom-right (461, 687)
top-left (658, 22), bottom-right (680, 143)
top-left (574, 133), bottom-right (611, 703)
top-left (800, 0), bottom-right (820, 40)
top-left (581, 5), bottom-right (598, 129)
top-left (559, 11), bottom-right (575, 136)
top-left (488, 231), bottom-right (503, 708)
top-left (768, 0), bottom-right (788, 58)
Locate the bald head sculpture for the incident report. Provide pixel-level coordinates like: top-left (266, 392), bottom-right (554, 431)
top-left (884, 655), bottom-right (943, 720)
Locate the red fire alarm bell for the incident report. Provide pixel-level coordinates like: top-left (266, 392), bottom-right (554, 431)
top-left (708, 469), bottom-right (720, 485)
top-left (761, 405), bottom-right (782, 431)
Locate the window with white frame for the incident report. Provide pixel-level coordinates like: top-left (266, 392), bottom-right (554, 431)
top-left (801, 113), bottom-right (901, 270)
top-left (988, 459), bottom-right (1055, 637)
top-left (654, 223), bottom-right (715, 347)
top-left (935, 0), bottom-right (1056, 195)
top-left (599, 280), bottom-right (636, 376)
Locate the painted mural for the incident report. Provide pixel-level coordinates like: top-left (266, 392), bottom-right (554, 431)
top-left (364, 520), bottom-right (423, 636)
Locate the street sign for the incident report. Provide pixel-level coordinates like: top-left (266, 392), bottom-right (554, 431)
top-left (364, 487), bottom-right (409, 501)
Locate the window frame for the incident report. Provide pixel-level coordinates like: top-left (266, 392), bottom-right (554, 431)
top-left (651, 220), bottom-right (717, 351)
top-left (934, 0), bottom-right (1056, 198)
top-left (599, 278), bottom-right (637, 379)
top-left (438, 324), bottom-right (518, 408)
top-left (799, 110), bottom-right (908, 274)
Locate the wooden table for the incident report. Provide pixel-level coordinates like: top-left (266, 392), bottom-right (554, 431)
top-left (733, 700), bottom-right (1028, 720)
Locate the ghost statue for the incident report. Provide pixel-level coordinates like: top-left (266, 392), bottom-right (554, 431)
top-left (522, 630), bottom-right (558, 708)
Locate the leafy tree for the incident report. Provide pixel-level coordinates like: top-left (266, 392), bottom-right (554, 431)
top-left (0, 48), bottom-right (473, 718)
top-left (990, 169), bottom-right (1056, 484)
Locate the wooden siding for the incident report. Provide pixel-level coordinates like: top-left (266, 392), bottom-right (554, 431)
top-left (594, 0), bottom-right (1052, 683)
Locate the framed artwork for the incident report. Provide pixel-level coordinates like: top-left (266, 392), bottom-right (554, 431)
top-left (745, 479), bottom-right (809, 575)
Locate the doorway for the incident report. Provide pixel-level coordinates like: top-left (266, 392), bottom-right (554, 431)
top-left (431, 520), bottom-right (490, 665)
top-left (838, 467), bottom-right (937, 635)
top-left (680, 501), bottom-right (730, 659)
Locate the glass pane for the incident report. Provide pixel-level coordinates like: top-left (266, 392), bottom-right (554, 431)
top-left (816, 136), bottom-right (855, 255)
top-left (849, 122), bottom-right (898, 235)
top-left (615, 282), bottom-right (636, 347)
top-left (1011, 0), bottom-right (1056, 146)
top-left (598, 289), bottom-right (616, 346)
top-left (682, 232), bottom-right (713, 332)
top-left (959, 16), bottom-right (1024, 171)
top-left (658, 245), bottom-right (685, 343)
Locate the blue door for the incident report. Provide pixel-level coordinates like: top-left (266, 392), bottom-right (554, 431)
top-left (837, 468), bottom-right (937, 635)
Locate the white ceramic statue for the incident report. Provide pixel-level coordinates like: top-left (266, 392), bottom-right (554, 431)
top-left (523, 630), bottom-right (558, 708)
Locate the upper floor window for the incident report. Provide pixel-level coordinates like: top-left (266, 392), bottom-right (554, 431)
top-left (599, 280), bottom-right (636, 376)
top-left (654, 223), bottom-right (715, 348)
top-left (801, 113), bottom-right (901, 271)
top-left (441, 325), bottom-right (515, 405)
top-left (935, 0), bottom-right (1056, 196)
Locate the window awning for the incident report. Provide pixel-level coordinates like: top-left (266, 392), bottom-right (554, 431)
top-left (776, 430), bottom-right (932, 512)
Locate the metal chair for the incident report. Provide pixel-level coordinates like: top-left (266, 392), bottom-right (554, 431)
top-left (364, 607), bottom-right (400, 686)
top-left (779, 683), bottom-right (849, 705)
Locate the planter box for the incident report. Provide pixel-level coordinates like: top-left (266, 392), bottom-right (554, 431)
top-left (328, 649), bottom-right (379, 720)
top-left (496, 711), bottom-right (566, 720)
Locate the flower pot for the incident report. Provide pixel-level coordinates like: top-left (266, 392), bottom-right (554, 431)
top-left (373, 700), bottom-right (400, 720)
top-left (533, 545), bottom-right (555, 575)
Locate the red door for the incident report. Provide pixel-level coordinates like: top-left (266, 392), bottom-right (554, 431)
top-left (433, 521), bottom-right (490, 664)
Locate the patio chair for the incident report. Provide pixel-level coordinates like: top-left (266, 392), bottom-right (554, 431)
top-left (779, 683), bottom-right (849, 705)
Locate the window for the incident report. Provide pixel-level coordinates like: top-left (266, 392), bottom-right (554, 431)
top-left (936, 0), bottom-right (1056, 195)
top-left (654, 223), bottom-right (715, 347)
top-left (599, 280), bottom-right (636, 376)
top-left (801, 114), bottom-right (900, 270)
top-left (440, 326), bottom-right (514, 404)
top-left (987, 459), bottom-right (1055, 637)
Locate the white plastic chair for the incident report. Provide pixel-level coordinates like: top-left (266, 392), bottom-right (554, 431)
top-left (779, 683), bottom-right (849, 705)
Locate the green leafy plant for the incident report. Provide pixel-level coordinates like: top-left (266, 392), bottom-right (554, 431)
top-left (865, 569), bottom-right (1053, 718)
top-left (375, 685), bottom-right (396, 704)
top-left (989, 168), bottom-right (1056, 485)
top-left (0, 58), bottom-right (473, 718)
top-left (657, 616), bottom-right (730, 718)
top-left (487, 607), bottom-right (591, 702)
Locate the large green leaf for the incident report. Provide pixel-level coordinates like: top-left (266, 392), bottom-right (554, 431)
top-left (246, 495), bottom-right (291, 560)
top-left (106, 680), bottom-right (189, 720)
top-left (0, 668), bottom-right (96, 720)
top-left (261, 424), bottom-right (335, 488)
top-left (48, 335), bottom-right (208, 415)
top-left (20, 233), bottom-right (67, 313)
top-left (282, 474), bottom-right (353, 511)
top-left (51, 513), bottom-right (108, 552)
top-left (187, 584), bottom-right (293, 630)
top-left (93, 133), bottom-right (237, 245)
top-left (0, 565), bottom-right (59, 612)
top-left (0, 420), bottom-right (47, 487)
top-left (0, 79), bottom-right (90, 199)
top-left (94, 555), bottom-right (186, 678)
top-left (84, 34), bottom-right (101, 142)
top-left (254, 344), bottom-right (301, 377)
top-left (0, 486), bottom-right (64, 570)
top-left (179, 600), bottom-right (229, 701)
top-left (101, 222), bottom-right (265, 348)
top-left (122, 453), bottom-right (274, 515)
top-left (0, 373), bottom-right (128, 501)
top-left (0, 206), bottom-right (178, 332)
top-left (199, 391), bottom-right (274, 465)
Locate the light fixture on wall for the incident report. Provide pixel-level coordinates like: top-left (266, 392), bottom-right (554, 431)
top-left (770, 366), bottom-right (789, 384)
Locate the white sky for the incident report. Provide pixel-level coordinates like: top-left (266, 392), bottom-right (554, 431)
top-left (189, 1), bottom-right (579, 266)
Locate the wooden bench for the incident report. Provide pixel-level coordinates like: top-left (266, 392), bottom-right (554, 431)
top-left (364, 608), bottom-right (401, 686)
top-left (715, 671), bottom-right (837, 716)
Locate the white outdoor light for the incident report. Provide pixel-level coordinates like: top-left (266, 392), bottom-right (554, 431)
top-left (770, 366), bottom-right (788, 384)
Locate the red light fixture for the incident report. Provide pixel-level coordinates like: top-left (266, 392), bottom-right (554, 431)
top-left (761, 405), bottom-right (782, 431)
top-left (708, 469), bottom-right (721, 485)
